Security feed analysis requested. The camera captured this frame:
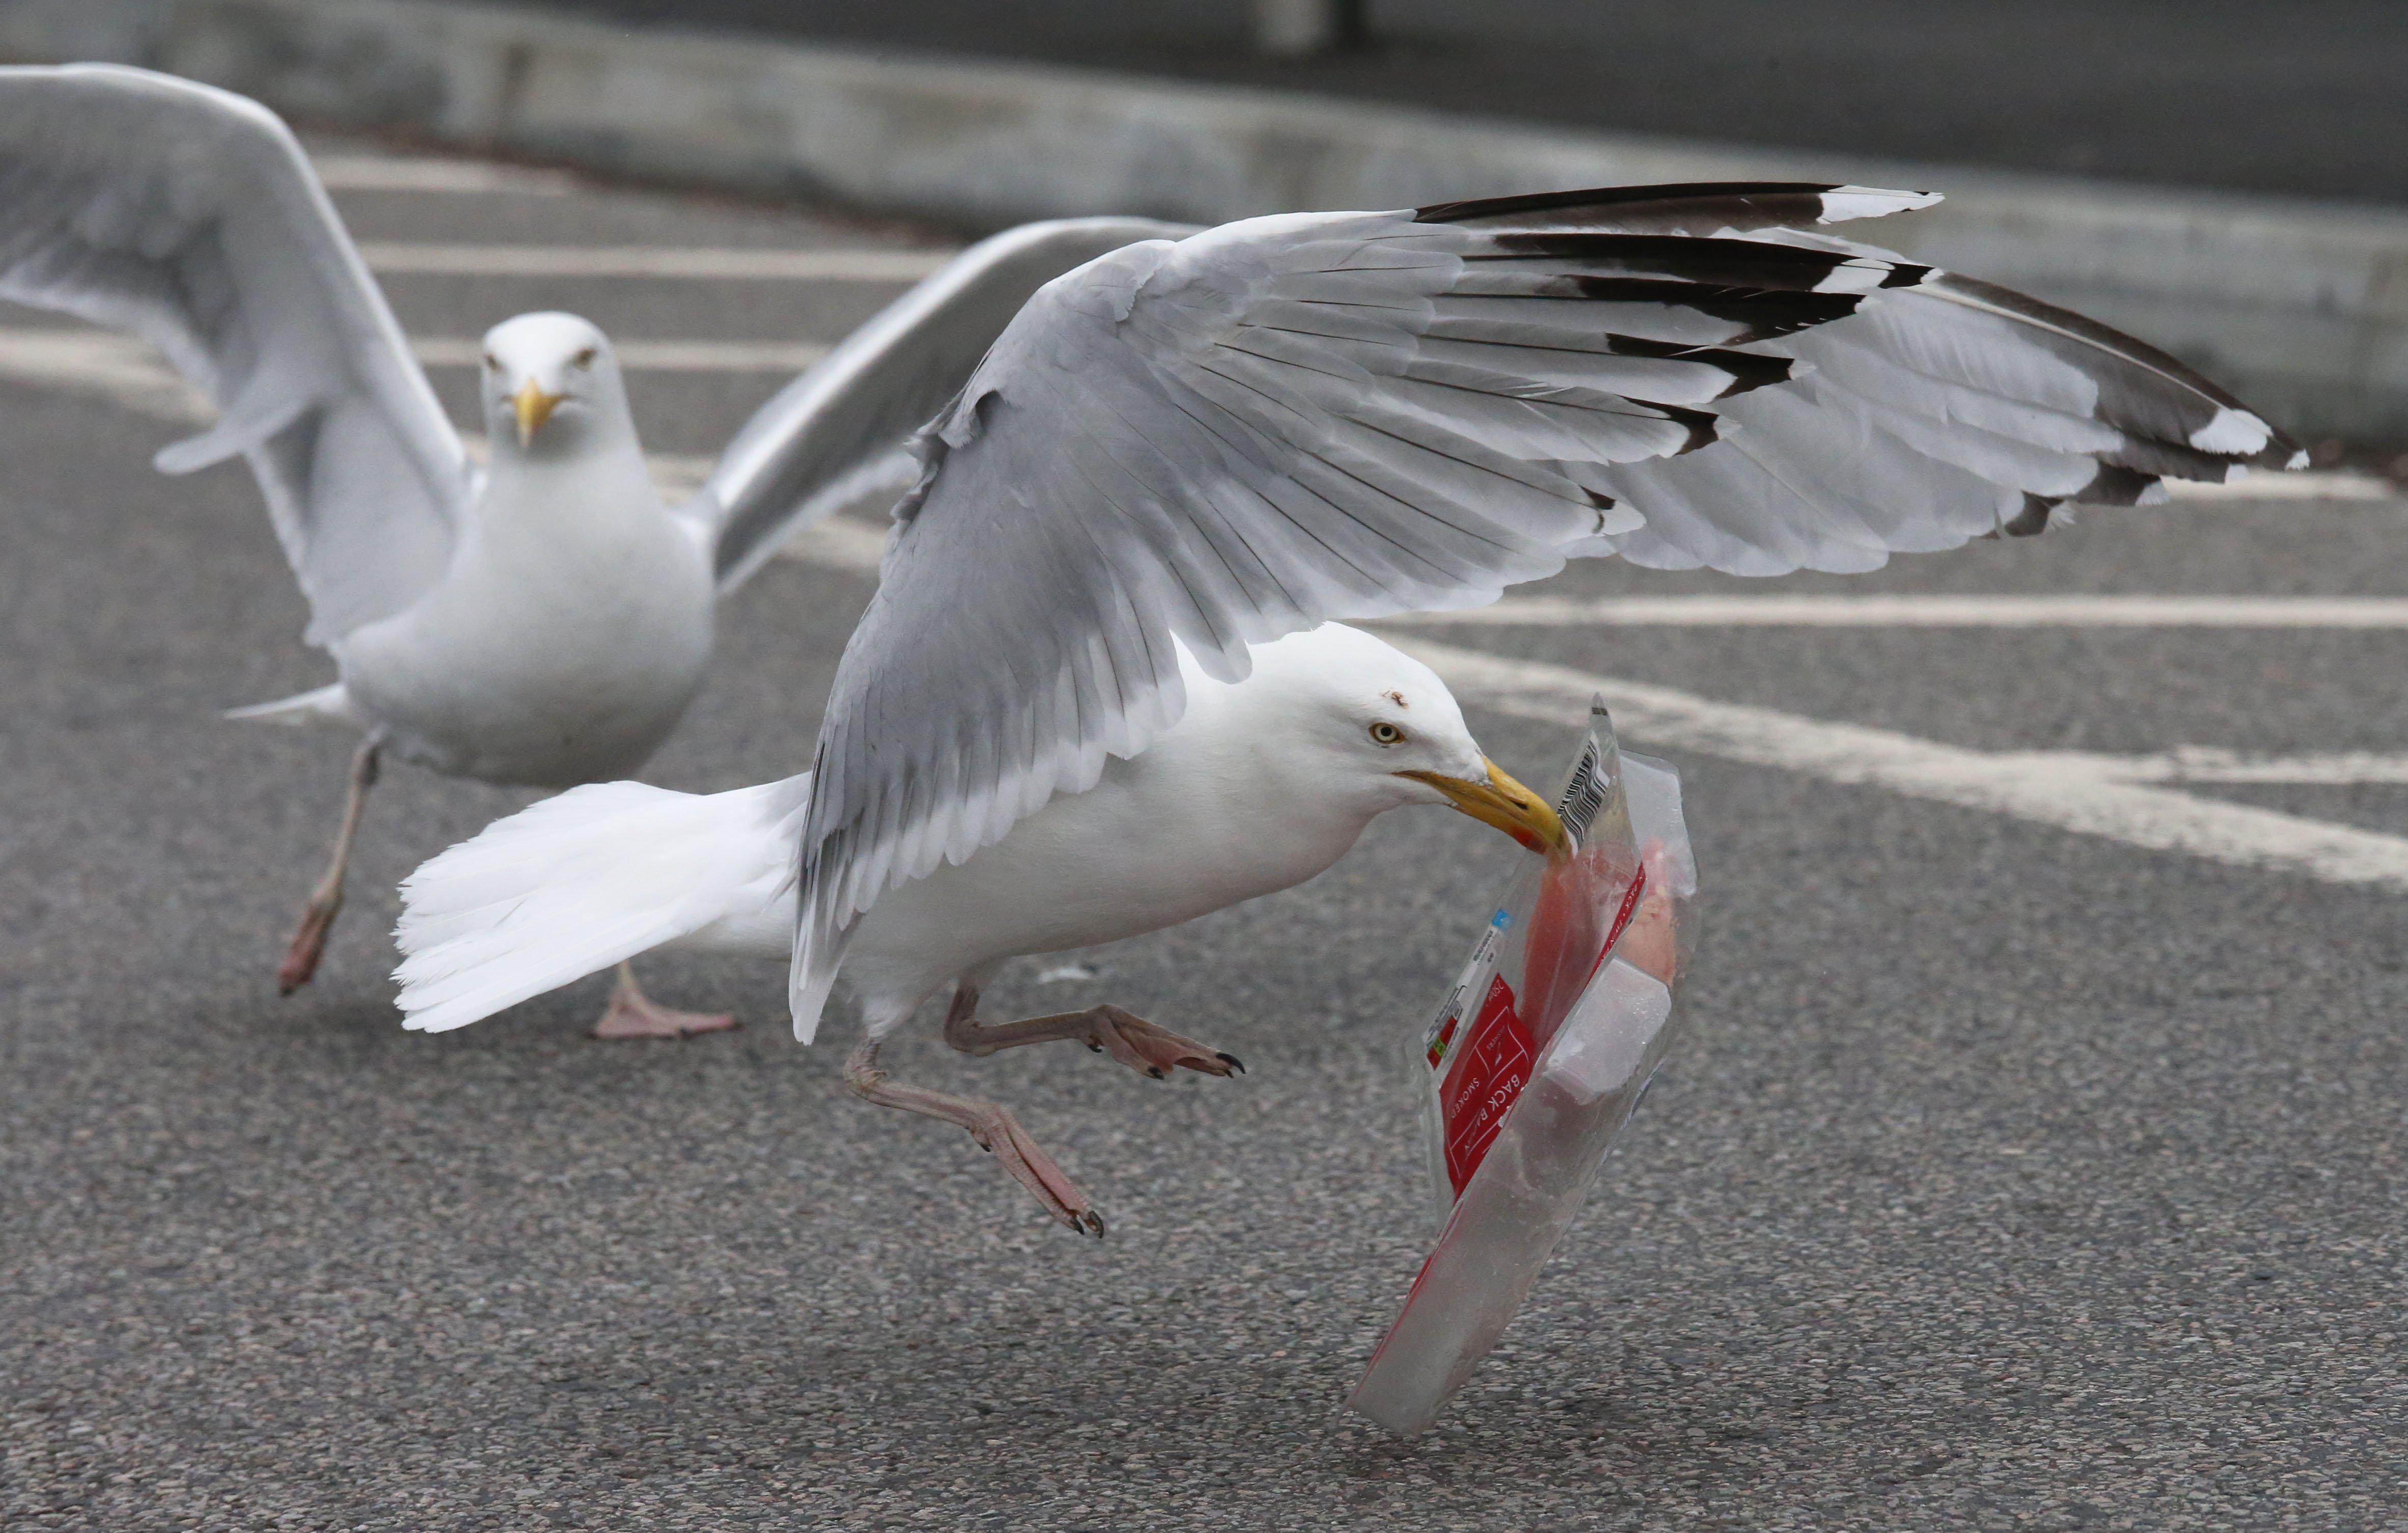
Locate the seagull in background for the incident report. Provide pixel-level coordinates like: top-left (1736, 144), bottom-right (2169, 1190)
top-left (0, 62), bottom-right (1187, 1028)
top-left (393, 181), bottom-right (2300, 1231)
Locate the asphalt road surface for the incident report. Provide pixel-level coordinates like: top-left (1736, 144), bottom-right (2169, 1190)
top-left (4, 145), bottom-right (2406, 1531)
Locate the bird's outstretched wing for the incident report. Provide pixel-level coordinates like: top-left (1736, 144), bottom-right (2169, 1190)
top-left (0, 64), bottom-right (468, 643)
top-left (685, 216), bottom-right (1200, 593)
top-left (786, 182), bottom-right (2301, 1033)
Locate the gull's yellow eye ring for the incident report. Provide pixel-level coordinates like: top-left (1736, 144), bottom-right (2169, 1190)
top-left (1369, 721), bottom-right (1406, 746)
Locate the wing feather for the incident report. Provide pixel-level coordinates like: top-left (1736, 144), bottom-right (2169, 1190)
top-left (690, 215), bottom-right (1200, 591)
top-left (0, 64), bottom-right (466, 642)
top-left (783, 184), bottom-right (2301, 1035)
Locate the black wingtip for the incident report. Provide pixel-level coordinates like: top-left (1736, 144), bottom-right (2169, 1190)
top-left (1631, 399), bottom-right (1721, 455)
top-left (2072, 463), bottom-right (2162, 508)
top-left (1929, 270), bottom-right (2296, 468)
top-left (1415, 181), bottom-right (1842, 227)
top-left (2002, 494), bottom-right (2057, 537)
top-left (1565, 277), bottom-right (1864, 340)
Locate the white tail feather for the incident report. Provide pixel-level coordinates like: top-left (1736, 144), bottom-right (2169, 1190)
top-left (394, 774), bottom-right (808, 1033)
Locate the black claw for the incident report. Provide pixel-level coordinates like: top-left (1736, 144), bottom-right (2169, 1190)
top-left (1218, 1052), bottom-right (1246, 1075)
top-left (1147, 1066), bottom-right (1166, 1080)
top-left (1081, 1211), bottom-right (1107, 1238)
top-left (1085, 1041), bottom-right (1103, 1053)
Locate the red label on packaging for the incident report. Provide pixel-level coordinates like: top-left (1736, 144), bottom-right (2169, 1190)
top-left (1440, 974), bottom-right (1535, 1195)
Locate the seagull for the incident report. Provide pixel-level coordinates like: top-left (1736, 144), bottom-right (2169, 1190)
top-left (397, 622), bottom-right (1562, 1227)
top-left (0, 62), bottom-right (1186, 1028)
top-left (392, 179), bottom-right (2300, 1230)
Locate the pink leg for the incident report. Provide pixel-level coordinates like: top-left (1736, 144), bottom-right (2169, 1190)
top-left (278, 737), bottom-right (380, 996)
top-left (844, 1035), bottom-right (1105, 1236)
top-left (939, 982), bottom-right (1243, 1081)
top-left (591, 962), bottom-right (738, 1039)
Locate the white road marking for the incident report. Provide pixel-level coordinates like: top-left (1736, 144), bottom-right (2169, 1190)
top-left (1398, 637), bottom-right (2408, 892)
top-left (0, 324), bottom-right (898, 571)
top-left (410, 336), bottom-right (828, 372)
top-left (0, 325), bottom-right (894, 568)
top-left (308, 155), bottom-right (578, 195)
top-left (0, 327), bottom-right (823, 399)
top-left (2090, 748), bottom-right (2408, 785)
top-left (1395, 593), bottom-right (2408, 628)
top-left (770, 513), bottom-right (890, 574)
top-left (0, 327), bottom-right (207, 422)
top-left (2165, 469), bottom-right (2394, 501)
top-left (354, 242), bottom-right (956, 281)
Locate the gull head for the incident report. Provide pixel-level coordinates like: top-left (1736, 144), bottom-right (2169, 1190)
top-left (1220, 624), bottom-right (1568, 857)
top-left (479, 311), bottom-right (630, 456)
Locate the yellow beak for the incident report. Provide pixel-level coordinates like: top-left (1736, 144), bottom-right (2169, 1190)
top-left (1397, 758), bottom-right (1571, 858)
top-left (512, 378), bottom-right (565, 446)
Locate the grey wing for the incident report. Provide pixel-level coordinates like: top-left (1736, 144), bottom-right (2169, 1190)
top-left (786, 182), bottom-right (2299, 1030)
top-left (685, 216), bottom-right (1200, 593)
top-left (0, 65), bottom-right (467, 643)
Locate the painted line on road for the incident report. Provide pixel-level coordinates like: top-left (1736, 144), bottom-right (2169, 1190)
top-left (310, 155), bottom-right (579, 195)
top-left (0, 328), bottom-right (825, 395)
top-left (2075, 747), bottom-right (2408, 785)
top-left (0, 324), bottom-right (897, 563)
top-left (0, 326), bottom-right (207, 422)
top-left (2163, 469), bottom-right (2394, 501)
top-left (0, 324), bottom-right (894, 568)
top-left (1394, 592), bottom-right (2408, 629)
top-left (768, 509), bottom-right (890, 574)
top-left (354, 242), bottom-right (957, 281)
top-left (1399, 637), bottom-right (2408, 892)
top-left (410, 336), bottom-right (828, 372)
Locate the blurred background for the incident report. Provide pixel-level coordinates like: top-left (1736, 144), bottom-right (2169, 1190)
top-left (532, 0), bottom-right (2408, 205)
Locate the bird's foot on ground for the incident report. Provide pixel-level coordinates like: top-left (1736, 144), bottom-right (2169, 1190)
top-left (1081, 1004), bottom-right (1243, 1081)
top-left (276, 899), bottom-right (339, 996)
top-left (971, 1106), bottom-right (1106, 1237)
top-left (591, 976), bottom-right (737, 1040)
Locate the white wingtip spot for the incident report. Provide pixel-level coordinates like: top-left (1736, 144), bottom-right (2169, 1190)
top-left (1818, 186), bottom-right (1946, 224)
top-left (2286, 448), bottom-right (2310, 471)
top-left (2189, 405), bottom-right (2273, 456)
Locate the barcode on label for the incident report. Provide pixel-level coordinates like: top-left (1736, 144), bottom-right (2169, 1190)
top-left (1558, 744), bottom-right (1609, 842)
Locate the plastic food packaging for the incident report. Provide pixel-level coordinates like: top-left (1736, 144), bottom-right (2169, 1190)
top-left (1349, 699), bottom-right (1698, 1436)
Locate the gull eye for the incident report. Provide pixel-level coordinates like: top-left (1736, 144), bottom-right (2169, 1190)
top-left (1368, 721), bottom-right (1406, 746)
top-left (571, 346), bottom-right (597, 370)
top-left (482, 353), bottom-right (501, 371)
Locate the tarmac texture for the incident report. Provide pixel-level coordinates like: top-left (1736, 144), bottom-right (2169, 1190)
top-left (3, 145), bottom-right (2405, 1530)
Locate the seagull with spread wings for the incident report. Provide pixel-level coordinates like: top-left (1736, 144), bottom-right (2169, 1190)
top-left (396, 181), bottom-right (2298, 1229)
top-left (0, 63), bottom-right (1179, 1025)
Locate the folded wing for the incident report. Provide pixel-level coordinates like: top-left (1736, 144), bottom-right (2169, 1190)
top-left (785, 182), bottom-right (2300, 1033)
top-left (0, 64), bottom-right (467, 642)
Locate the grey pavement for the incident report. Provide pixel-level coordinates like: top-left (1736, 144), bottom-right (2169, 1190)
top-left (3, 147), bottom-right (2406, 1531)
top-left (535, 0), bottom-right (2408, 207)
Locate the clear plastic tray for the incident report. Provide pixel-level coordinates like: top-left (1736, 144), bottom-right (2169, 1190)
top-left (1350, 701), bottom-right (1697, 1436)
